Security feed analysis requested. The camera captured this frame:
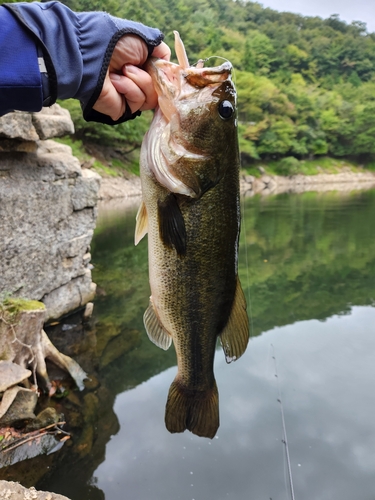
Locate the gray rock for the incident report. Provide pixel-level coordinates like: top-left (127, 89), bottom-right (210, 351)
top-left (25, 407), bottom-right (61, 432)
top-left (240, 171), bottom-right (375, 196)
top-left (98, 175), bottom-right (141, 200)
top-left (262, 175), bottom-right (272, 185)
top-left (267, 178), bottom-right (277, 190)
top-left (71, 169), bottom-right (101, 210)
top-left (243, 188), bottom-right (255, 198)
top-left (83, 302), bottom-right (94, 321)
top-left (42, 271), bottom-right (97, 322)
top-left (0, 112), bottom-right (39, 141)
top-left (36, 139), bottom-right (74, 156)
top-left (244, 174), bottom-right (255, 184)
top-left (0, 387), bottom-right (25, 420)
top-left (31, 104), bottom-right (74, 139)
top-left (0, 387), bottom-right (38, 426)
top-left (252, 178), bottom-right (267, 192)
top-left (0, 139), bottom-right (37, 153)
top-left (0, 481), bottom-right (71, 500)
top-left (0, 117), bottom-right (100, 319)
top-left (0, 361), bottom-right (31, 392)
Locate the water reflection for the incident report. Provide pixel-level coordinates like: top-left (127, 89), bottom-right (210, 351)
top-left (95, 306), bottom-right (375, 500)
top-left (2, 190), bottom-right (374, 499)
top-left (91, 190), bottom-right (375, 500)
top-left (239, 191), bottom-right (375, 334)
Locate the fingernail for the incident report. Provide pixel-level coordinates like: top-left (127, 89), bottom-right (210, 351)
top-left (110, 72), bottom-right (121, 81)
top-left (123, 64), bottom-right (137, 75)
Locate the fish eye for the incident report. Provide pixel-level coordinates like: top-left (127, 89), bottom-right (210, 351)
top-left (218, 100), bottom-right (234, 120)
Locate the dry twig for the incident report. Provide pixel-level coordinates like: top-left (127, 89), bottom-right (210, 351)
top-left (1, 421), bottom-right (68, 453)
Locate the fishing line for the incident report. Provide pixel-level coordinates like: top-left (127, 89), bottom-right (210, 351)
top-left (197, 56), bottom-right (238, 89)
top-left (271, 344), bottom-right (296, 500)
top-left (240, 194), bottom-right (254, 337)
top-left (193, 55), bottom-right (232, 67)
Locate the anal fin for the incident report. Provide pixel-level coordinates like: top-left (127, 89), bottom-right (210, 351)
top-left (135, 200), bottom-right (148, 245)
top-left (220, 276), bottom-right (249, 363)
top-left (143, 299), bottom-right (172, 351)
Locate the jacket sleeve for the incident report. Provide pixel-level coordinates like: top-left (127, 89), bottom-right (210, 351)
top-left (0, 6), bottom-right (43, 116)
top-left (1, 1), bottom-right (164, 124)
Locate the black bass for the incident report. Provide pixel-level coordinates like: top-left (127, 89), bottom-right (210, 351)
top-left (135, 32), bottom-right (249, 439)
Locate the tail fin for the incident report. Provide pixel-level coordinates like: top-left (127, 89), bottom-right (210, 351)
top-left (165, 378), bottom-right (219, 439)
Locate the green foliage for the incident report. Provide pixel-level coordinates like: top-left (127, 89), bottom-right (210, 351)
top-left (60, 99), bottom-right (151, 148)
top-left (275, 156), bottom-right (300, 176)
top-left (242, 31), bottom-right (275, 73)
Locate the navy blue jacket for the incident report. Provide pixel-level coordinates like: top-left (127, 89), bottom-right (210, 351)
top-left (0, 2), bottom-right (164, 124)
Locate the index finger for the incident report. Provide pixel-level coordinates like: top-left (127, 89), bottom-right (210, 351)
top-left (151, 41), bottom-right (171, 61)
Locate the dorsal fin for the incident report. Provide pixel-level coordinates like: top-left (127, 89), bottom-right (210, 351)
top-left (219, 276), bottom-right (249, 363)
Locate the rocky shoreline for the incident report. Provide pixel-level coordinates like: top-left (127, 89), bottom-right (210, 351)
top-left (241, 169), bottom-right (375, 196)
top-left (0, 481), bottom-right (70, 500)
top-left (97, 169), bottom-right (375, 200)
top-left (0, 106), bottom-right (100, 321)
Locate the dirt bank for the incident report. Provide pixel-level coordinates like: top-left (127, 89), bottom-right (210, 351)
top-left (241, 170), bottom-right (375, 196)
top-left (97, 170), bottom-right (375, 200)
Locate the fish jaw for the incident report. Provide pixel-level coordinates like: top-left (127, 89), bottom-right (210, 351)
top-left (145, 58), bottom-right (182, 121)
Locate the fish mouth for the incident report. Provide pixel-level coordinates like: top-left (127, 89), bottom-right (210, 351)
top-left (145, 31), bottom-right (233, 123)
top-left (146, 58), bottom-right (233, 122)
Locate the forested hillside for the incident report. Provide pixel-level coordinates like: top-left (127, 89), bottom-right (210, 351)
top-left (23, 0), bottom-right (375, 168)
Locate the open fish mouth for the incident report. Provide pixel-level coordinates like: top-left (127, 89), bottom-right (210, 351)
top-left (146, 31), bottom-right (233, 123)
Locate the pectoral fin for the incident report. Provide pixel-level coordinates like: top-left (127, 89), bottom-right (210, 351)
top-left (220, 277), bottom-right (249, 363)
top-left (135, 201), bottom-right (148, 245)
top-left (143, 299), bottom-right (172, 350)
top-left (158, 193), bottom-right (186, 256)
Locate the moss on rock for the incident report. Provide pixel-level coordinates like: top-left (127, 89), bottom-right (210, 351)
top-left (1, 298), bottom-right (46, 316)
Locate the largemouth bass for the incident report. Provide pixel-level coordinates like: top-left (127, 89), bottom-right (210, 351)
top-left (135, 32), bottom-right (249, 439)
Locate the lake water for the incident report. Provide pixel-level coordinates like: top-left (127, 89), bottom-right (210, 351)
top-left (3, 189), bottom-right (375, 499)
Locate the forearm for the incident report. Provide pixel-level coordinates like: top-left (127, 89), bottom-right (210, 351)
top-left (0, 2), bottom-right (164, 123)
top-left (0, 6), bottom-right (43, 115)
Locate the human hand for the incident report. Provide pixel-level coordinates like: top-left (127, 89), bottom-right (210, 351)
top-left (93, 35), bottom-right (171, 121)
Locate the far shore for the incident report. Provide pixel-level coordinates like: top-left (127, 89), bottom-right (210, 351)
top-left (97, 169), bottom-right (375, 202)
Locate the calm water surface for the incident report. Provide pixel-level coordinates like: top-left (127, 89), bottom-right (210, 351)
top-left (21, 190), bottom-right (375, 498)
